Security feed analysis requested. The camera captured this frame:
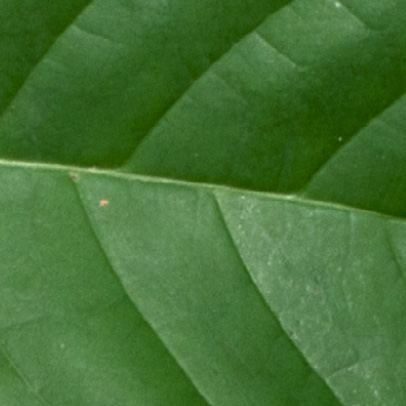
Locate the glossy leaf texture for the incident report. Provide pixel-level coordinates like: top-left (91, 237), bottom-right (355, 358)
top-left (1, 0), bottom-right (406, 405)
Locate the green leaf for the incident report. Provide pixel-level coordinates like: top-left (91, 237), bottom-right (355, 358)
top-left (125, 0), bottom-right (406, 196)
top-left (0, 161), bottom-right (405, 405)
top-left (1, 0), bottom-right (405, 210)
top-left (1, 0), bottom-right (406, 405)
top-left (0, 0), bottom-right (291, 165)
top-left (0, 0), bottom-right (91, 114)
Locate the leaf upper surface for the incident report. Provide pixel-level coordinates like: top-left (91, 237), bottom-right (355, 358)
top-left (1, 0), bottom-right (406, 404)
top-left (1, 0), bottom-right (405, 217)
top-left (0, 160), bottom-right (405, 405)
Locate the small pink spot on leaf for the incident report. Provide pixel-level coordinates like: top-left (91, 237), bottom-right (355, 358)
top-left (99, 199), bottom-right (109, 207)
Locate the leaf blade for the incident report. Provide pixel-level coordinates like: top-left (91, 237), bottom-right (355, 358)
top-left (0, 164), bottom-right (210, 406)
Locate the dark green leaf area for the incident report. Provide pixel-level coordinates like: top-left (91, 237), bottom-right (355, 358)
top-left (0, 0), bottom-right (91, 114)
top-left (0, 0), bottom-right (289, 166)
top-left (303, 96), bottom-right (406, 218)
top-left (125, 0), bottom-right (406, 197)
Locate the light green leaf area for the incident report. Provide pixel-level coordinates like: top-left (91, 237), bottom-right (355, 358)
top-left (1, 0), bottom-right (406, 405)
top-left (0, 161), bottom-right (405, 405)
